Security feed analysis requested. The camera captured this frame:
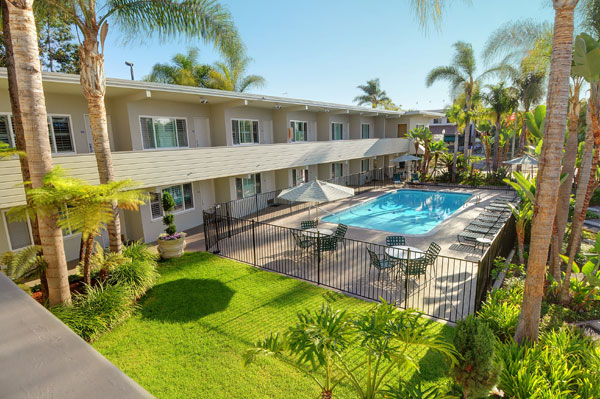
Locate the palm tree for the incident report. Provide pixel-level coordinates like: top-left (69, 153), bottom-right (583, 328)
top-left (206, 41), bottom-right (265, 92)
top-left (145, 48), bottom-right (212, 87)
top-left (426, 41), bottom-right (499, 162)
top-left (445, 104), bottom-right (465, 181)
top-left (353, 79), bottom-right (391, 108)
top-left (514, 0), bottom-right (579, 344)
top-left (40, 0), bottom-right (238, 254)
top-left (481, 82), bottom-right (519, 170)
top-left (1, 245), bottom-right (46, 284)
top-left (550, 77), bottom-right (583, 280)
top-left (428, 139), bottom-right (446, 178)
top-left (2, 0), bottom-right (71, 305)
top-left (11, 167), bottom-right (147, 285)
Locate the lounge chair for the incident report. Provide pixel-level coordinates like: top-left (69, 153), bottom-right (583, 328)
top-left (301, 220), bottom-right (317, 230)
top-left (367, 247), bottom-right (399, 282)
top-left (393, 173), bottom-right (402, 185)
top-left (385, 235), bottom-right (406, 246)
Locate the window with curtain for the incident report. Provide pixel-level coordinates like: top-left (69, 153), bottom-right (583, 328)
top-left (140, 117), bottom-right (188, 149)
top-left (4, 212), bottom-right (32, 250)
top-left (150, 183), bottom-right (194, 219)
top-left (290, 121), bottom-right (308, 142)
top-left (331, 163), bottom-right (343, 178)
top-left (361, 159), bottom-right (370, 172)
top-left (331, 123), bottom-right (343, 140)
top-left (292, 168), bottom-right (308, 186)
top-left (236, 174), bottom-right (262, 199)
top-left (232, 119), bottom-right (259, 145)
top-left (361, 123), bottom-right (370, 139)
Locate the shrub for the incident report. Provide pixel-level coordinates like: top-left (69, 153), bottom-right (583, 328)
top-left (496, 327), bottom-right (600, 398)
top-left (122, 240), bottom-right (159, 263)
top-left (109, 259), bottom-right (159, 299)
top-left (51, 283), bottom-right (136, 341)
top-left (452, 315), bottom-right (501, 398)
top-left (477, 282), bottom-right (523, 342)
top-left (161, 191), bottom-right (177, 235)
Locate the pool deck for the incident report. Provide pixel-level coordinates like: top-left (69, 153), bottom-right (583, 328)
top-left (268, 185), bottom-right (513, 262)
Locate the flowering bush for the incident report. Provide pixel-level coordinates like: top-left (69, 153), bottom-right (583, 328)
top-left (159, 233), bottom-right (183, 241)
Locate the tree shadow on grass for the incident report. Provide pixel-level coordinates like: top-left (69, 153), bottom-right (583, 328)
top-left (140, 278), bottom-right (235, 323)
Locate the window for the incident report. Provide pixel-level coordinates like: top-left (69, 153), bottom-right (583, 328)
top-left (416, 124), bottom-right (425, 129)
top-left (331, 163), bottom-right (343, 178)
top-left (232, 119), bottom-right (259, 145)
top-left (290, 121), bottom-right (308, 142)
top-left (361, 123), bottom-right (370, 139)
top-left (0, 114), bottom-right (74, 153)
top-left (361, 159), bottom-right (370, 172)
top-left (140, 117), bottom-right (188, 149)
top-left (236, 174), bottom-right (261, 199)
top-left (331, 123), bottom-right (343, 140)
top-left (150, 183), bottom-right (194, 220)
top-left (0, 115), bottom-right (14, 147)
top-left (292, 168), bottom-right (308, 186)
top-left (3, 212), bottom-right (32, 250)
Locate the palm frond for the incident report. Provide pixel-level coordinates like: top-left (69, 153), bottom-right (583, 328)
top-left (1, 245), bottom-right (45, 283)
top-left (482, 19), bottom-right (553, 66)
top-left (425, 66), bottom-right (464, 88)
top-left (106, 0), bottom-right (239, 54)
top-left (239, 74), bottom-right (265, 92)
top-left (452, 41), bottom-right (476, 76)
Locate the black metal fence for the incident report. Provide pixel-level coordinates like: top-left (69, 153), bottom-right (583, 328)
top-left (215, 167), bottom-right (395, 223)
top-left (408, 181), bottom-right (513, 191)
top-left (475, 214), bottom-right (516, 309)
top-left (203, 212), bottom-right (480, 323)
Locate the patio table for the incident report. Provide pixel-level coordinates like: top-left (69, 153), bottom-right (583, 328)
top-left (302, 228), bottom-right (334, 237)
top-left (385, 245), bottom-right (424, 260)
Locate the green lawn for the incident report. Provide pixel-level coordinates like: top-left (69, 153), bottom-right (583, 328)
top-left (93, 252), bottom-right (454, 398)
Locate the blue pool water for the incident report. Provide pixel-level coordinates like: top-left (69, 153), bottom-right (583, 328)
top-left (322, 189), bottom-right (472, 235)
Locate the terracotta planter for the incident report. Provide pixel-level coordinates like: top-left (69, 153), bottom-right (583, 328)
top-left (157, 233), bottom-right (187, 259)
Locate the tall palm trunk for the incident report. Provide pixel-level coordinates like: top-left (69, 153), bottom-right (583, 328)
top-left (514, 0), bottom-right (578, 344)
top-left (493, 116), bottom-right (501, 170)
top-left (452, 130), bottom-right (459, 182)
top-left (463, 116), bottom-right (471, 158)
top-left (518, 112), bottom-right (528, 157)
top-left (560, 96), bottom-right (600, 303)
top-left (80, 27), bottom-right (122, 253)
top-left (550, 81), bottom-right (582, 281)
top-left (2, 0), bottom-right (70, 305)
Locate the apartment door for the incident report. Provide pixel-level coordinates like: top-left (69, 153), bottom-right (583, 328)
top-left (397, 124), bottom-right (408, 138)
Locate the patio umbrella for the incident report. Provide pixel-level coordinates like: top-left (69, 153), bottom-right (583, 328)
top-left (391, 154), bottom-right (421, 178)
top-left (503, 154), bottom-right (538, 165)
top-left (277, 180), bottom-right (354, 224)
top-left (503, 154), bottom-right (538, 177)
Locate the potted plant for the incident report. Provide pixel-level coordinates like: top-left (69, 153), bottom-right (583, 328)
top-left (157, 191), bottom-right (186, 258)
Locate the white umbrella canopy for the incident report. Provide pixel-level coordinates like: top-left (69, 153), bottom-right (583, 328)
top-left (503, 154), bottom-right (538, 165)
top-left (277, 180), bottom-right (354, 224)
top-left (391, 154), bottom-right (421, 162)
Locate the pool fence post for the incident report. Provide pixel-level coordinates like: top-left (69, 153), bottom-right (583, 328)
top-left (251, 219), bottom-right (257, 266)
top-left (317, 231), bottom-right (321, 285)
top-left (404, 248), bottom-right (410, 305)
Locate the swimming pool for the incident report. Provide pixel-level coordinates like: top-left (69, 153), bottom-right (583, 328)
top-left (322, 189), bottom-right (472, 235)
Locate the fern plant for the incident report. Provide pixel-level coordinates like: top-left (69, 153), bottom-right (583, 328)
top-left (1, 245), bottom-right (46, 284)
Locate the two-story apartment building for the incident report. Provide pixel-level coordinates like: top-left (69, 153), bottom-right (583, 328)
top-left (0, 70), bottom-right (438, 261)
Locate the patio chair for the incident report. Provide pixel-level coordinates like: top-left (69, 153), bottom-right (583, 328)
top-left (403, 242), bottom-right (440, 280)
top-left (367, 247), bottom-right (399, 282)
top-left (301, 220), bottom-right (317, 230)
top-left (333, 224), bottom-right (348, 246)
top-left (291, 231), bottom-right (314, 256)
top-left (385, 235), bottom-right (406, 246)
top-left (393, 173), bottom-right (402, 185)
top-left (411, 172), bottom-right (420, 182)
top-left (314, 236), bottom-right (338, 259)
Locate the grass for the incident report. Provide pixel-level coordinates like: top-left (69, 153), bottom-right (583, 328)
top-left (93, 252), bottom-right (454, 398)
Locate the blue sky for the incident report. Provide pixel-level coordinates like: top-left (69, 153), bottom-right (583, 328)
top-left (103, 0), bottom-right (555, 110)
